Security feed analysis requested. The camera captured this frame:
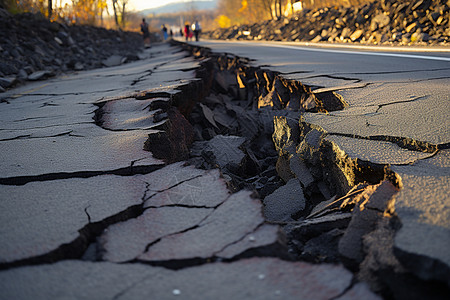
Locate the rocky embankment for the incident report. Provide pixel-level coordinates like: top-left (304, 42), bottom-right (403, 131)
top-left (204, 0), bottom-right (450, 46)
top-left (0, 9), bottom-right (155, 92)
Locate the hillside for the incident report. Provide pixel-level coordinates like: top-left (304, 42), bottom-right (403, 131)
top-left (204, 0), bottom-right (449, 46)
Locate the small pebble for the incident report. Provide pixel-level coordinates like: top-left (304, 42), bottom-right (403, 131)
top-left (172, 289), bottom-right (181, 295)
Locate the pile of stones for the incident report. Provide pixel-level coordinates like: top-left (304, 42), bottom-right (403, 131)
top-left (0, 9), bottom-right (157, 92)
top-left (204, 0), bottom-right (450, 46)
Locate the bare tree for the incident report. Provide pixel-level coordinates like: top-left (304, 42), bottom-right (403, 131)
top-left (111, 0), bottom-right (128, 29)
top-left (48, 0), bottom-right (52, 19)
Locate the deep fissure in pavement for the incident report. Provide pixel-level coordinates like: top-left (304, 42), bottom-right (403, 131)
top-left (2, 43), bottom-right (448, 299)
top-left (153, 41), bottom-right (449, 299)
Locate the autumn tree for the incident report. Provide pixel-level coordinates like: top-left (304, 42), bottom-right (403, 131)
top-left (216, 0), bottom-right (293, 27)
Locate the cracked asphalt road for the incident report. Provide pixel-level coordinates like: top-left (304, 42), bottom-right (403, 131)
top-left (0, 41), bottom-right (449, 299)
top-left (192, 40), bottom-right (450, 284)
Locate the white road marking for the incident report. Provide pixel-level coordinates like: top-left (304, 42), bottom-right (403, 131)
top-left (259, 43), bottom-right (450, 62)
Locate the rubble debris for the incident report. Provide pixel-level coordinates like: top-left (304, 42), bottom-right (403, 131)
top-left (175, 43), bottom-right (450, 299)
top-left (0, 11), bottom-right (157, 91)
top-left (204, 0), bottom-right (450, 46)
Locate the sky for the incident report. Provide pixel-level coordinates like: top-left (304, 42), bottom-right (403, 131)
top-left (129, 0), bottom-right (200, 11)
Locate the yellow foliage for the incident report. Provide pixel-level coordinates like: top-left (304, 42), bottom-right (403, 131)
top-left (215, 15), bottom-right (231, 28)
top-left (238, 0), bottom-right (248, 13)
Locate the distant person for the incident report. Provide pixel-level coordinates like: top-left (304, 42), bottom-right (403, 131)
top-left (140, 18), bottom-right (151, 48)
top-left (184, 22), bottom-right (191, 41)
top-left (170, 29), bottom-right (173, 39)
top-left (162, 24), bottom-right (168, 41)
top-left (180, 28), bottom-right (183, 37)
top-left (192, 20), bottom-right (201, 42)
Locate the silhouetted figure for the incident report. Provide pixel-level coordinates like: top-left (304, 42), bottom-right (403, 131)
top-left (170, 29), bottom-right (173, 39)
top-left (140, 18), bottom-right (151, 48)
top-left (192, 20), bottom-right (201, 42)
top-left (162, 24), bottom-right (168, 41)
top-left (184, 23), bottom-right (191, 41)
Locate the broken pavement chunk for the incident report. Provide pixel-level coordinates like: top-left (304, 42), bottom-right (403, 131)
top-left (143, 168), bottom-right (230, 208)
top-left (95, 98), bottom-right (166, 131)
top-left (272, 115), bottom-right (300, 156)
top-left (144, 108), bottom-right (194, 163)
top-left (0, 125), bottom-right (163, 183)
top-left (205, 135), bottom-right (246, 168)
top-left (391, 150), bottom-right (450, 285)
top-left (325, 135), bottom-right (435, 165)
top-left (263, 178), bottom-right (306, 222)
top-left (338, 181), bottom-right (397, 265)
top-left (0, 257), bottom-right (373, 300)
top-left (215, 224), bottom-right (285, 259)
top-left (289, 155), bottom-right (314, 188)
top-left (0, 175), bottom-right (147, 265)
top-left (292, 213), bottom-right (352, 241)
top-left (138, 190), bottom-right (283, 262)
top-left (99, 206), bottom-right (213, 263)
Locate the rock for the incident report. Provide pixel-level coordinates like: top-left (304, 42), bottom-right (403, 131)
top-left (102, 55), bottom-right (126, 67)
top-left (350, 29), bottom-right (364, 41)
top-left (202, 0), bottom-right (449, 46)
top-left (371, 14), bottom-right (390, 31)
top-left (311, 35), bottom-right (323, 43)
top-left (74, 62), bottom-right (84, 70)
top-left (27, 70), bottom-right (52, 81)
top-left (263, 178), bottom-right (306, 222)
top-left (406, 22), bottom-right (417, 33)
top-left (17, 69), bottom-right (28, 79)
top-left (0, 76), bottom-right (17, 88)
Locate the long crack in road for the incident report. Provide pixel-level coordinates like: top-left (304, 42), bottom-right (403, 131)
top-left (0, 42), bottom-right (449, 300)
